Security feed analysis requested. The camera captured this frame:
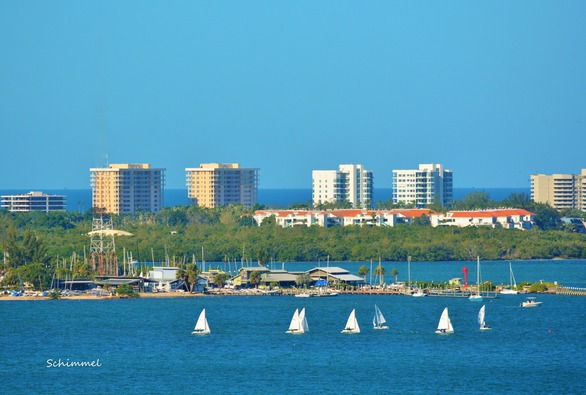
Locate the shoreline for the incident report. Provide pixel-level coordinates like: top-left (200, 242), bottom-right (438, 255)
top-left (0, 292), bottom-right (206, 301)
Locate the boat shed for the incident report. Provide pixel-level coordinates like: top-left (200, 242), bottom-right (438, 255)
top-left (306, 267), bottom-right (364, 286)
top-left (260, 270), bottom-right (299, 287)
top-left (232, 265), bottom-right (270, 287)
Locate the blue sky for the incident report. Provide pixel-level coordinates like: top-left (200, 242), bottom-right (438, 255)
top-left (1, 1), bottom-right (584, 190)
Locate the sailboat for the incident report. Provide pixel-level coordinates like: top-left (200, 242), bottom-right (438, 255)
top-left (286, 308), bottom-right (309, 334)
top-left (469, 256), bottom-right (484, 301)
top-left (372, 305), bottom-right (388, 330)
top-left (478, 305), bottom-right (491, 330)
top-left (192, 308), bottom-right (211, 335)
top-left (500, 262), bottom-right (518, 294)
top-left (341, 308), bottom-right (360, 334)
top-left (435, 307), bottom-right (454, 334)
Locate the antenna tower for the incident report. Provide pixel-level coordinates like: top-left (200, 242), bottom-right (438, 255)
top-left (90, 212), bottom-right (118, 276)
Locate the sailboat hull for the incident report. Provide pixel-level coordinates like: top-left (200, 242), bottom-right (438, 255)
top-left (373, 326), bottom-right (389, 330)
top-left (435, 329), bottom-right (454, 334)
top-left (192, 330), bottom-right (211, 335)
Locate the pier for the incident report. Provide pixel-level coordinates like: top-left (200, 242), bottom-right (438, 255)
top-left (556, 286), bottom-right (586, 296)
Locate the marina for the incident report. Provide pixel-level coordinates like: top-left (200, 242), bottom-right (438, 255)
top-left (1, 259), bottom-right (585, 394)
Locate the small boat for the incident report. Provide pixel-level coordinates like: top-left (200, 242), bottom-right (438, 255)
top-left (435, 307), bottom-right (454, 334)
top-left (295, 292), bottom-right (313, 298)
top-left (478, 305), bottom-right (491, 331)
top-left (412, 288), bottom-right (427, 297)
top-left (500, 262), bottom-right (518, 294)
top-left (521, 297), bottom-right (542, 308)
top-left (192, 308), bottom-right (211, 335)
top-left (286, 308), bottom-right (309, 334)
top-left (469, 257), bottom-right (484, 301)
top-left (372, 305), bottom-right (389, 330)
top-left (341, 308), bottom-right (360, 334)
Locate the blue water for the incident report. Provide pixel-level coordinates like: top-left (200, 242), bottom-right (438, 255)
top-left (1, 260), bottom-right (584, 394)
top-left (1, 188), bottom-right (529, 212)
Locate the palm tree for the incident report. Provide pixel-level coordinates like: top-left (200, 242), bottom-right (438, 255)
top-left (391, 268), bottom-right (399, 283)
top-left (358, 265), bottom-right (369, 283)
top-left (248, 270), bottom-right (262, 288)
top-left (374, 264), bottom-right (386, 286)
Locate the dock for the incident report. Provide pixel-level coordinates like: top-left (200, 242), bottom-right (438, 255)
top-left (556, 286), bottom-right (586, 296)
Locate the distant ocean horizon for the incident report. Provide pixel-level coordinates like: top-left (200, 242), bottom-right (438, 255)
top-left (0, 187), bottom-right (530, 212)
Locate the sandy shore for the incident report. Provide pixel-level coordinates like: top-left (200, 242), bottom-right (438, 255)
top-left (0, 292), bottom-right (206, 301)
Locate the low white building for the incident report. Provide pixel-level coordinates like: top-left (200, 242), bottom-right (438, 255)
top-left (431, 209), bottom-right (535, 229)
top-left (253, 209), bottom-right (432, 228)
top-left (1, 191), bottom-right (66, 212)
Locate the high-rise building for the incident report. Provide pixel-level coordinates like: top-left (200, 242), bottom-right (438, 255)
top-left (531, 169), bottom-right (586, 211)
top-left (185, 163), bottom-right (259, 208)
top-left (392, 163), bottom-right (453, 208)
top-left (312, 164), bottom-right (373, 208)
top-left (90, 163), bottom-right (165, 214)
top-left (1, 191), bottom-right (66, 212)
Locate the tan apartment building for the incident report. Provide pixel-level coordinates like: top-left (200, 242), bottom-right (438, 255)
top-left (90, 163), bottom-right (165, 214)
top-left (186, 163), bottom-right (259, 208)
top-left (531, 169), bottom-right (586, 211)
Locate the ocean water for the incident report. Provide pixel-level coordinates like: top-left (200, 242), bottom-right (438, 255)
top-left (1, 260), bottom-right (585, 394)
top-left (0, 188), bottom-right (529, 212)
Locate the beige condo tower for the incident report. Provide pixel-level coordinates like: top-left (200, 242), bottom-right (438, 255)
top-left (531, 169), bottom-right (586, 211)
top-left (90, 163), bottom-right (166, 214)
top-left (186, 163), bottom-right (259, 208)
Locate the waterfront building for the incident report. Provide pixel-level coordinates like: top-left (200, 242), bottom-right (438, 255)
top-left (306, 266), bottom-right (364, 286)
top-left (253, 209), bottom-right (431, 228)
top-left (430, 209), bottom-right (535, 229)
top-left (1, 191), bottom-right (66, 212)
top-left (186, 163), bottom-right (259, 208)
top-left (312, 164), bottom-right (373, 208)
top-left (90, 163), bottom-right (165, 214)
top-left (531, 169), bottom-right (586, 211)
top-left (392, 163), bottom-right (453, 208)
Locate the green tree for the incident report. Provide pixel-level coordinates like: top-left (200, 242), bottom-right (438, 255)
top-left (185, 263), bottom-right (201, 292)
top-left (295, 273), bottom-right (313, 288)
top-left (391, 268), bottom-right (399, 283)
top-left (453, 192), bottom-right (494, 210)
top-left (116, 283), bottom-right (139, 298)
top-left (358, 265), bottom-right (369, 282)
top-left (533, 204), bottom-right (561, 230)
top-left (374, 264), bottom-right (386, 285)
top-left (248, 270), bottom-right (262, 288)
top-left (213, 272), bottom-right (229, 287)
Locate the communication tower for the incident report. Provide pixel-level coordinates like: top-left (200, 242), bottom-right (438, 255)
top-left (89, 213), bottom-right (118, 276)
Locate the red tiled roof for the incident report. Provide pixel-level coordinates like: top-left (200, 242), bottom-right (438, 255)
top-left (448, 209), bottom-right (534, 218)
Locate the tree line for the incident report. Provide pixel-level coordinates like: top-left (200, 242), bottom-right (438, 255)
top-left (1, 192), bottom-right (585, 291)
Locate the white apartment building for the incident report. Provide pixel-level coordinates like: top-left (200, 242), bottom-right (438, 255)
top-left (312, 164), bottom-right (373, 208)
top-left (531, 169), bottom-right (586, 211)
top-left (430, 209), bottom-right (535, 230)
top-left (186, 163), bottom-right (259, 208)
top-left (392, 163), bottom-right (453, 208)
top-left (253, 209), bottom-right (431, 228)
top-left (90, 163), bottom-right (165, 214)
top-left (1, 191), bottom-right (66, 212)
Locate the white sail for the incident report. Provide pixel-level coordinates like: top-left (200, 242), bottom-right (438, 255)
top-left (192, 308), bottom-right (211, 335)
top-left (478, 305), bottom-right (491, 330)
top-left (287, 308), bottom-right (307, 334)
top-left (342, 308), bottom-right (360, 333)
top-left (287, 308), bottom-right (299, 333)
top-left (435, 307), bottom-right (454, 334)
top-left (299, 308), bottom-right (309, 333)
top-left (373, 305), bottom-right (388, 329)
